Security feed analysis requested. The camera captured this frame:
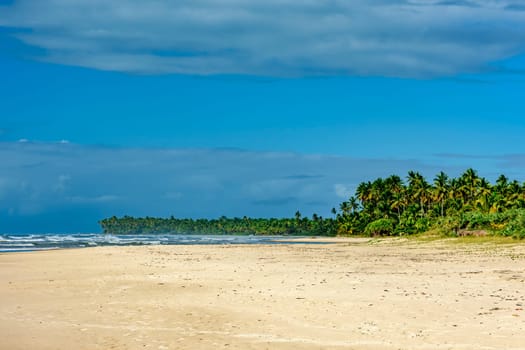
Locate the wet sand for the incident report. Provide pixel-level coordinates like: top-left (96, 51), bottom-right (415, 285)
top-left (1, 238), bottom-right (525, 349)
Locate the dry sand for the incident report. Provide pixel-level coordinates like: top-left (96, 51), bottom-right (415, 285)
top-left (1, 238), bottom-right (525, 350)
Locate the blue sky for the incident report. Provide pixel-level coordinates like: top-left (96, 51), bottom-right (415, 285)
top-left (1, 0), bottom-right (525, 233)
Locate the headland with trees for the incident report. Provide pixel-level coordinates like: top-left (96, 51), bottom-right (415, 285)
top-left (100, 169), bottom-right (525, 239)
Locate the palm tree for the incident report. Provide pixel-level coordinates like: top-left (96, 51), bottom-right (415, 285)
top-left (390, 191), bottom-right (406, 220)
top-left (476, 177), bottom-right (492, 213)
top-left (448, 177), bottom-right (462, 207)
top-left (356, 181), bottom-right (372, 207)
top-left (370, 178), bottom-right (385, 203)
top-left (433, 171), bottom-right (449, 217)
top-left (339, 201), bottom-right (350, 216)
top-left (407, 171), bottom-right (429, 217)
top-left (385, 175), bottom-right (404, 195)
top-left (348, 196), bottom-right (360, 213)
top-left (385, 175), bottom-right (405, 215)
top-left (508, 180), bottom-right (522, 209)
top-left (495, 174), bottom-right (509, 194)
top-left (460, 168), bottom-right (481, 205)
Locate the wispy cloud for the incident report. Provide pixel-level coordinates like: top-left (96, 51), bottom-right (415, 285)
top-left (69, 195), bottom-right (120, 204)
top-left (433, 153), bottom-right (497, 159)
top-left (1, 0), bottom-right (524, 77)
top-left (434, 152), bottom-right (525, 162)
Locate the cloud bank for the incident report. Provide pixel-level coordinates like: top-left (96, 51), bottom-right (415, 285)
top-left (0, 141), bottom-right (440, 233)
top-left (1, 0), bottom-right (525, 77)
top-left (1, 142), bottom-right (524, 232)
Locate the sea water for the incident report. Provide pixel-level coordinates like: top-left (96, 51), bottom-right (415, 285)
top-left (0, 233), bottom-right (325, 252)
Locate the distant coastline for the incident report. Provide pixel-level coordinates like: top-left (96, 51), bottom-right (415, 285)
top-left (100, 169), bottom-right (525, 239)
top-left (99, 214), bottom-right (337, 236)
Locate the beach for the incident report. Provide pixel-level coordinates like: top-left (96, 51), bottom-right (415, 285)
top-left (1, 238), bottom-right (525, 350)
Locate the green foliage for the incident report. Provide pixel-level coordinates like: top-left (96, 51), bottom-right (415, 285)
top-left (336, 169), bottom-right (525, 237)
top-left (414, 217), bottom-right (430, 233)
top-left (100, 169), bottom-right (525, 239)
top-left (501, 210), bottom-right (525, 239)
top-left (395, 212), bottom-right (417, 235)
top-left (460, 211), bottom-right (493, 230)
top-left (454, 209), bottom-right (525, 239)
top-left (99, 214), bottom-right (338, 236)
top-left (433, 215), bottom-right (461, 236)
top-left (364, 218), bottom-right (394, 236)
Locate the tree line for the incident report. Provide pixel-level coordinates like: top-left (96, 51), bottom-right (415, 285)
top-left (99, 213), bottom-right (337, 236)
top-left (335, 169), bottom-right (525, 238)
top-left (99, 169), bottom-right (525, 238)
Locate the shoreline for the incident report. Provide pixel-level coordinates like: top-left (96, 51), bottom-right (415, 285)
top-left (0, 233), bottom-right (337, 254)
top-left (2, 241), bottom-right (525, 349)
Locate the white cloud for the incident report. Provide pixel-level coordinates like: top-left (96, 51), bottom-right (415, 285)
top-left (69, 195), bottom-right (120, 204)
top-left (334, 184), bottom-right (352, 199)
top-left (1, 0), bottom-right (524, 77)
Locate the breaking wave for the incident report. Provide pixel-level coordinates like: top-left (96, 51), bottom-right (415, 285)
top-left (0, 234), bottom-right (321, 252)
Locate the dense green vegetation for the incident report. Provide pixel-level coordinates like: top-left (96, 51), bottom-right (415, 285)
top-left (99, 213), bottom-right (337, 236)
top-left (335, 169), bottom-right (525, 239)
top-left (100, 169), bottom-right (525, 239)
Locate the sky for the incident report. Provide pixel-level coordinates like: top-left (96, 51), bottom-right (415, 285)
top-left (1, 0), bottom-right (525, 233)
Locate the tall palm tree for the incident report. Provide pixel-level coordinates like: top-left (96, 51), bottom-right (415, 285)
top-left (460, 168), bottom-right (481, 205)
top-left (508, 180), bottom-right (522, 209)
top-left (433, 171), bottom-right (449, 217)
top-left (476, 177), bottom-right (492, 213)
top-left (390, 191), bottom-right (406, 220)
top-left (385, 175), bottom-right (404, 195)
top-left (495, 174), bottom-right (509, 194)
top-left (385, 175), bottom-right (405, 214)
top-left (356, 181), bottom-right (372, 207)
top-left (339, 201), bottom-right (350, 216)
top-left (348, 196), bottom-right (360, 213)
top-left (407, 171), bottom-right (429, 217)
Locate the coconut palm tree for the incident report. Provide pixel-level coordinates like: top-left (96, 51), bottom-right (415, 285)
top-left (348, 196), bottom-right (360, 214)
top-left (476, 177), bottom-right (492, 213)
top-left (407, 171), bottom-right (429, 217)
top-left (460, 168), bottom-right (481, 206)
top-left (433, 171), bottom-right (449, 217)
top-left (508, 180), bottom-right (523, 209)
top-left (356, 181), bottom-right (372, 207)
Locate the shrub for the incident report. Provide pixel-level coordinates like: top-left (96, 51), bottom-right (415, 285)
top-left (462, 212), bottom-right (492, 229)
top-left (364, 218), bottom-right (394, 236)
top-left (434, 215), bottom-right (461, 236)
top-left (414, 217), bottom-right (430, 233)
top-left (395, 212), bottom-right (417, 235)
top-left (501, 210), bottom-right (525, 239)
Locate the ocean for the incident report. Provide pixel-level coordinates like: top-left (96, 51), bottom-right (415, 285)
top-left (0, 233), bottom-right (325, 252)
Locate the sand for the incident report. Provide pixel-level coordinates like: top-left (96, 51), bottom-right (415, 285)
top-left (1, 238), bottom-right (525, 350)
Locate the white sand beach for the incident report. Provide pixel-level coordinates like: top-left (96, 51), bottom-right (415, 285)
top-left (1, 238), bottom-right (525, 349)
